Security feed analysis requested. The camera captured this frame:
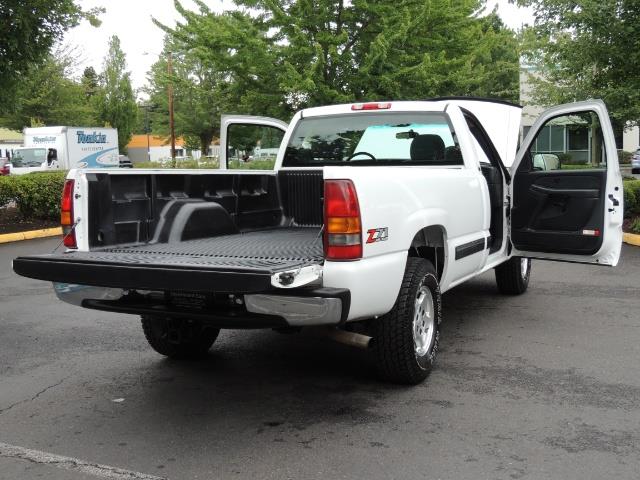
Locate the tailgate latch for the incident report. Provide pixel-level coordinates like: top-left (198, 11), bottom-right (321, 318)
top-left (272, 264), bottom-right (322, 289)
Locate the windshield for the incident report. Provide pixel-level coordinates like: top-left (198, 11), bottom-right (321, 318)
top-left (12, 149), bottom-right (46, 167)
top-left (283, 112), bottom-right (461, 167)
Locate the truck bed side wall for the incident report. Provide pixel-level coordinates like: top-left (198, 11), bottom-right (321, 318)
top-left (80, 170), bottom-right (323, 249)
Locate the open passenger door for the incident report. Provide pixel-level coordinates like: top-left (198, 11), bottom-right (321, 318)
top-left (510, 100), bottom-right (623, 266)
top-left (219, 115), bottom-right (288, 170)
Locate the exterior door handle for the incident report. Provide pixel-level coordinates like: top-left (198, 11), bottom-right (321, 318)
top-left (608, 194), bottom-right (620, 207)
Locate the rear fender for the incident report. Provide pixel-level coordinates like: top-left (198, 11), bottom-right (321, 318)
top-left (324, 209), bottom-right (450, 321)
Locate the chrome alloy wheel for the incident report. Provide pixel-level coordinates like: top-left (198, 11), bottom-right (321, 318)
top-left (520, 258), bottom-right (530, 279)
top-left (413, 286), bottom-right (435, 357)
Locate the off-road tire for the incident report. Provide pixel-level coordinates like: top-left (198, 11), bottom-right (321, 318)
top-left (371, 257), bottom-right (442, 385)
top-left (495, 256), bottom-right (531, 295)
top-left (141, 315), bottom-right (219, 359)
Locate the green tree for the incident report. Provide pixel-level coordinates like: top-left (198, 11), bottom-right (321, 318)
top-left (134, 104), bottom-right (153, 135)
top-left (149, 0), bottom-right (519, 154)
top-left (0, 50), bottom-right (97, 129)
top-left (155, 3), bottom-right (287, 118)
top-left (0, 0), bottom-right (103, 112)
top-left (81, 66), bottom-right (100, 99)
top-left (160, 0), bottom-right (520, 116)
top-left (146, 47), bottom-right (224, 155)
top-left (519, 0), bottom-right (640, 126)
top-left (232, 0), bottom-right (520, 106)
top-left (94, 36), bottom-right (138, 152)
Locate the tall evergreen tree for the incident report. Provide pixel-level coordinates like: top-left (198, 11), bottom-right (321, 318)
top-left (94, 36), bottom-right (138, 152)
top-left (81, 66), bottom-right (99, 99)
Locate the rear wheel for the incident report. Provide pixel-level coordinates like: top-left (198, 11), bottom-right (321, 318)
top-left (141, 315), bottom-right (219, 359)
top-left (371, 257), bottom-right (442, 385)
top-left (495, 256), bottom-right (531, 295)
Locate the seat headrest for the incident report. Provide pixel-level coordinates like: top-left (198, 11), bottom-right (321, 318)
top-left (444, 145), bottom-right (463, 164)
top-left (410, 135), bottom-right (445, 162)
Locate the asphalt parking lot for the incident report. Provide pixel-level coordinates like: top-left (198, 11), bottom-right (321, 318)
top-left (1, 237), bottom-right (639, 480)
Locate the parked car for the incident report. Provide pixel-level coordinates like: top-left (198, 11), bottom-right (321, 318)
top-left (13, 98), bottom-right (623, 385)
top-left (0, 158), bottom-right (10, 176)
top-left (9, 148), bottom-right (47, 175)
top-left (631, 148), bottom-right (640, 174)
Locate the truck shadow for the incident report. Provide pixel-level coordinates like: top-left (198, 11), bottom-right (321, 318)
top-left (114, 274), bottom-right (503, 433)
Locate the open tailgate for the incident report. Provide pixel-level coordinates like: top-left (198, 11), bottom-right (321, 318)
top-left (13, 228), bottom-right (324, 293)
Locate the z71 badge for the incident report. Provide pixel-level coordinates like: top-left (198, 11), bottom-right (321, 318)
top-left (366, 227), bottom-right (389, 244)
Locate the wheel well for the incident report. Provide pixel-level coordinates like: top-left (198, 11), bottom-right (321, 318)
top-left (408, 226), bottom-right (446, 280)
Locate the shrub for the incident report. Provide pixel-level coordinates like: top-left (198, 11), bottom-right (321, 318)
top-left (134, 158), bottom-right (276, 170)
top-left (133, 159), bottom-right (221, 169)
top-left (9, 171), bottom-right (67, 219)
top-left (560, 164), bottom-right (595, 170)
top-left (228, 159), bottom-right (276, 170)
top-left (623, 183), bottom-right (636, 217)
top-left (172, 159), bottom-right (202, 169)
top-left (0, 175), bottom-right (16, 207)
top-left (623, 180), bottom-right (640, 217)
top-left (630, 217), bottom-right (640, 234)
top-left (557, 153), bottom-right (573, 165)
top-left (618, 150), bottom-right (632, 165)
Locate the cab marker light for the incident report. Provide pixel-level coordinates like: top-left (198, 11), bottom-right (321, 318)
top-left (351, 102), bottom-right (392, 111)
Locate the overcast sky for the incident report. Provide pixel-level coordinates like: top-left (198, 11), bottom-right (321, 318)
top-left (63, 0), bottom-right (534, 93)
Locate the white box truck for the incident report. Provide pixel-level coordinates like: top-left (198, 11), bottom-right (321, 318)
top-left (11, 126), bottom-right (119, 174)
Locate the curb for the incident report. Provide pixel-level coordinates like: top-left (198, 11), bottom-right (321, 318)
top-left (0, 227), bottom-right (63, 245)
top-left (623, 232), bottom-right (640, 247)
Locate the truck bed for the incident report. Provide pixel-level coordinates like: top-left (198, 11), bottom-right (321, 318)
top-left (13, 228), bottom-right (323, 293)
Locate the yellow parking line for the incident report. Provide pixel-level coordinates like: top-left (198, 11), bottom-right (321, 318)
top-left (623, 232), bottom-right (640, 247)
top-left (0, 227), bottom-right (62, 244)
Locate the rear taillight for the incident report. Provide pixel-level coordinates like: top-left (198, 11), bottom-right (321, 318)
top-left (61, 179), bottom-right (77, 248)
top-left (1, 163), bottom-right (9, 175)
top-left (324, 180), bottom-right (362, 260)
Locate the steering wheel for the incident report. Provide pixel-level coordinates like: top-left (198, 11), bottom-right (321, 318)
top-left (346, 151), bottom-right (377, 162)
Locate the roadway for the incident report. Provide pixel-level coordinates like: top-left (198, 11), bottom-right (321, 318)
top-left (1, 238), bottom-right (639, 479)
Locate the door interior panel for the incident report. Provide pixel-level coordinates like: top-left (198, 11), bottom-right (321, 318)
top-left (511, 170), bottom-right (606, 254)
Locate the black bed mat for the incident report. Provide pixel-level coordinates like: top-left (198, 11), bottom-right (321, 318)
top-left (13, 228), bottom-right (324, 293)
top-left (78, 228), bottom-right (323, 269)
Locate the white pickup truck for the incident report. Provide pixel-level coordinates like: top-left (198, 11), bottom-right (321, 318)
top-left (13, 98), bottom-right (623, 384)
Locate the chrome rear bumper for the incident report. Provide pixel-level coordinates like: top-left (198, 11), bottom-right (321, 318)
top-left (54, 283), bottom-right (349, 327)
top-left (244, 294), bottom-right (342, 326)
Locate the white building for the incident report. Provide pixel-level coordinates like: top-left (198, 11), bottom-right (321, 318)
top-left (126, 135), bottom-right (221, 163)
top-left (520, 67), bottom-right (639, 154)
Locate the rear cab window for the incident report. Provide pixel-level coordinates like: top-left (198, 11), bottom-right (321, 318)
top-left (283, 112), bottom-right (462, 167)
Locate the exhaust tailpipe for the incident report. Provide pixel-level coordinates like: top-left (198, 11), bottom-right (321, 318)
top-left (317, 327), bottom-right (371, 349)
